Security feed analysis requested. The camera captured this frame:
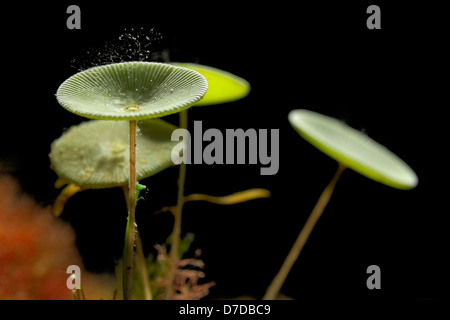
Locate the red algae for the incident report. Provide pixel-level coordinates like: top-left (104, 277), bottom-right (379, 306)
top-left (0, 175), bottom-right (82, 300)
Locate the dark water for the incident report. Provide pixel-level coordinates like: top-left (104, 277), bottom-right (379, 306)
top-left (1, 2), bottom-right (446, 301)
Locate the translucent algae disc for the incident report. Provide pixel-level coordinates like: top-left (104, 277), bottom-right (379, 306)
top-left (172, 63), bottom-right (250, 106)
top-left (288, 109), bottom-right (418, 190)
top-left (56, 62), bottom-right (208, 120)
top-left (49, 119), bottom-right (179, 188)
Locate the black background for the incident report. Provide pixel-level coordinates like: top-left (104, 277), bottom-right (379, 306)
top-left (1, 1), bottom-right (447, 301)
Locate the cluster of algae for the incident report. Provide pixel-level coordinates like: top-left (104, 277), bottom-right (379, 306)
top-left (50, 61), bottom-right (264, 299)
top-left (49, 60), bottom-right (417, 300)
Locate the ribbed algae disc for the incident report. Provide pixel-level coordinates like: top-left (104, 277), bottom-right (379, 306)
top-left (49, 119), bottom-right (179, 188)
top-left (288, 109), bottom-right (418, 190)
top-left (56, 62), bottom-right (208, 120)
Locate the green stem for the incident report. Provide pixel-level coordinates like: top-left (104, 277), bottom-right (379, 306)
top-left (122, 185), bottom-right (153, 300)
top-left (123, 120), bottom-right (137, 300)
top-left (166, 109), bottom-right (188, 299)
top-left (136, 230), bottom-right (152, 300)
top-left (263, 163), bottom-right (346, 300)
top-left (80, 284), bottom-right (86, 300)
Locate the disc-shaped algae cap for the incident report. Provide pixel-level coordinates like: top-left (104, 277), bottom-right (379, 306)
top-left (172, 63), bottom-right (250, 106)
top-left (288, 109), bottom-right (418, 190)
top-left (49, 119), bottom-right (179, 188)
top-left (56, 62), bottom-right (208, 120)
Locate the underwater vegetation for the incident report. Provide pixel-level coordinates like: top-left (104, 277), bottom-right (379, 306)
top-left (0, 30), bottom-right (419, 300)
top-left (263, 109), bottom-right (417, 300)
top-left (0, 175), bottom-right (115, 300)
top-left (44, 60), bottom-right (267, 300)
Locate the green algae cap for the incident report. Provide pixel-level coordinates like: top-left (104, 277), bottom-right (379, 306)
top-left (49, 119), bottom-right (179, 188)
top-left (56, 62), bottom-right (208, 120)
top-left (288, 109), bottom-right (418, 190)
top-left (172, 63), bottom-right (250, 106)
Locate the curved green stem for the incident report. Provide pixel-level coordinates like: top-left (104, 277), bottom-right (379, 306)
top-left (263, 162), bottom-right (346, 300)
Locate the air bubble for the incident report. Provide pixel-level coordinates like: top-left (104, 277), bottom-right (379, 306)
top-left (125, 104), bottom-right (140, 112)
top-left (70, 27), bottom-right (163, 71)
top-left (136, 126), bottom-right (142, 136)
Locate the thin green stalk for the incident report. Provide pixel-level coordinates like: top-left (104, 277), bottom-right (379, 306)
top-left (166, 109), bottom-right (188, 299)
top-left (123, 120), bottom-right (137, 300)
top-left (122, 204), bottom-right (131, 299)
top-left (263, 163), bottom-right (346, 300)
top-left (136, 230), bottom-right (152, 300)
top-left (80, 285), bottom-right (86, 300)
top-left (122, 185), bottom-right (153, 300)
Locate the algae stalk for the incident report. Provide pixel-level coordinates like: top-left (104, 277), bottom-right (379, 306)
top-left (263, 162), bottom-right (346, 300)
top-left (166, 109), bottom-right (188, 299)
top-left (123, 120), bottom-right (137, 300)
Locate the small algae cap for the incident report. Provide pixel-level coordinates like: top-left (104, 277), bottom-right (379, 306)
top-left (56, 62), bottom-right (208, 120)
top-left (49, 119), bottom-right (179, 188)
top-left (288, 109), bottom-right (418, 190)
top-left (172, 63), bottom-right (250, 106)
